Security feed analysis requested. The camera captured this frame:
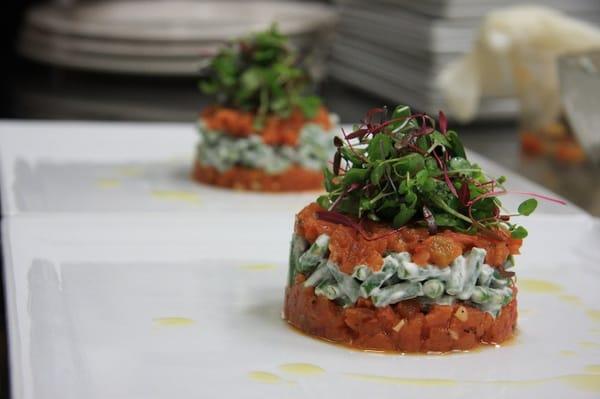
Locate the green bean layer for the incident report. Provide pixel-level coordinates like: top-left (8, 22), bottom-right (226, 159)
top-left (289, 233), bottom-right (515, 317)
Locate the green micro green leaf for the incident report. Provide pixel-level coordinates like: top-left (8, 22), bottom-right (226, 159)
top-left (404, 191), bottom-right (418, 208)
top-left (340, 147), bottom-right (365, 167)
top-left (197, 25), bottom-right (318, 118)
top-left (518, 198), bottom-right (538, 216)
top-left (318, 104), bottom-right (538, 238)
top-left (416, 136), bottom-right (429, 152)
top-left (296, 95), bottom-right (321, 119)
top-left (429, 131), bottom-right (450, 150)
top-left (415, 169), bottom-right (429, 186)
top-left (316, 195), bottom-right (331, 209)
top-left (511, 226), bottom-right (528, 239)
top-left (448, 157), bottom-right (471, 173)
top-left (367, 134), bottom-right (393, 161)
top-left (433, 213), bottom-right (461, 227)
top-left (389, 105), bottom-right (417, 132)
top-left (371, 163), bottom-right (387, 185)
top-left (393, 204), bottom-right (416, 227)
top-left (343, 168), bottom-right (369, 186)
top-left (323, 167), bottom-right (337, 192)
top-left (446, 130), bottom-right (466, 158)
top-left (394, 153), bottom-right (425, 175)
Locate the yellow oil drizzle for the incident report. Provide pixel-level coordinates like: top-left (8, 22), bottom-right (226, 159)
top-left (153, 317), bottom-right (195, 327)
top-left (560, 350), bottom-right (577, 357)
top-left (279, 363), bottom-right (325, 376)
top-left (585, 365), bottom-right (600, 374)
top-left (345, 373), bottom-right (457, 387)
top-left (558, 294), bottom-right (582, 306)
top-left (115, 166), bottom-right (143, 177)
top-left (247, 371), bottom-right (286, 384)
top-left (579, 341), bottom-right (600, 349)
top-left (557, 375), bottom-right (600, 392)
top-left (240, 264), bottom-right (278, 271)
top-left (151, 190), bottom-right (201, 204)
top-left (518, 279), bottom-right (562, 294)
top-left (586, 309), bottom-right (600, 323)
top-left (346, 373), bottom-right (600, 392)
top-left (487, 379), bottom-right (540, 387)
top-left (96, 178), bottom-right (121, 189)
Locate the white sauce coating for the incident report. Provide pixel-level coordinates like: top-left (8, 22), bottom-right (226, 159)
top-left (196, 117), bottom-right (338, 174)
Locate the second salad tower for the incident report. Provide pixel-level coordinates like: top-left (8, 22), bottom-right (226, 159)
top-left (194, 27), bottom-right (338, 192)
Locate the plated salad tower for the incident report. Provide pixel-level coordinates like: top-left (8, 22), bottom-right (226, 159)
top-left (193, 27), bottom-right (338, 192)
top-left (285, 105), bottom-right (539, 353)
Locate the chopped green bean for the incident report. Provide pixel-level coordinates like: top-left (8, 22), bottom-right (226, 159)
top-left (395, 254), bottom-right (452, 282)
top-left (303, 261), bottom-right (331, 287)
top-left (490, 270), bottom-right (510, 288)
top-left (423, 279), bottom-right (445, 299)
top-left (297, 234), bottom-right (330, 274)
top-left (315, 281), bottom-right (342, 300)
top-left (298, 243), bottom-right (514, 319)
top-left (477, 264), bottom-right (495, 287)
top-left (389, 252), bottom-right (411, 279)
top-left (446, 256), bottom-right (467, 295)
top-left (372, 282), bottom-right (423, 307)
top-left (470, 286), bottom-right (512, 306)
top-left (457, 248), bottom-right (485, 300)
top-left (326, 261), bottom-right (361, 303)
top-left (359, 256), bottom-right (399, 297)
top-left (288, 234), bottom-right (308, 286)
top-left (470, 286), bottom-right (491, 303)
top-left (352, 265), bottom-right (372, 281)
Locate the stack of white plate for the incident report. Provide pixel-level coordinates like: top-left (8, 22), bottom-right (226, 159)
top-left (330, 0), bottom-right (600, 119)
top-left (19, 0), bottom-right (338, 77)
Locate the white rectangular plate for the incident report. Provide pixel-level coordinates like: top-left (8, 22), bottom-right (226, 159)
top-left (3, 212), bottom-right (600, 399)
top-left (0, 122), bottom-right (318, 215)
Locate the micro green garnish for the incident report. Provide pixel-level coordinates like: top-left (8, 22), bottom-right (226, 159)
top-left (198, 25), bottom-right (321, 128)
top-left (517, 198), bottom-right (538, 216)
top-left (317, 105), bottom-right (566, 239)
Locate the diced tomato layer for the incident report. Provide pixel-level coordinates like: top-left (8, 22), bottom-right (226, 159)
top-left (193, 162), bottom-right (323, 192)
top-left (295, 203), bottom-right (522, 272)
top-left (284, 281), bottom-right (517, 353)
top-left (201, 106), bottom-right (332, 146)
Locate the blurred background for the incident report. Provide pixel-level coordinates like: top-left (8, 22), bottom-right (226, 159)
top-left (0, 0), bottom-right (599, 396)
top-left (2, 0), bottom-right (600, 215)
top-left (2, 1), bottom-right (598, 217)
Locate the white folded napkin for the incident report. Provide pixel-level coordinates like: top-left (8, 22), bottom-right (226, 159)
top-left (438, 5), bottom-right (600, 125)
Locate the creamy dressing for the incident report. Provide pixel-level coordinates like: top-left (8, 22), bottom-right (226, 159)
top-left (290, 233), bottom-right (514, 317)
top-left (196, 119), bottom-right (337, 174)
